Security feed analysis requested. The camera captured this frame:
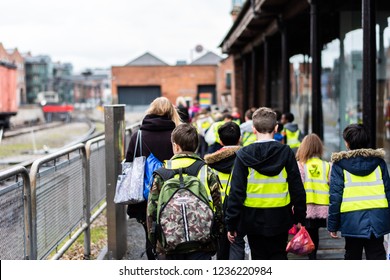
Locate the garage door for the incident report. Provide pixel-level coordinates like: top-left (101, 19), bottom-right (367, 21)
top-left (118, 86), bottom-right (161, 112)
top-left (197, 85), bottom-right (216, 105)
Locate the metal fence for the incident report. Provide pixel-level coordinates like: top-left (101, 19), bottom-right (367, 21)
top-left (0, 122), bottom-right (140, 260)
top-left (0, 166), bottom-right (32, 259)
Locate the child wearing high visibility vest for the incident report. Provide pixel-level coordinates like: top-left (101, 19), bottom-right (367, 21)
top-left (328, 124), bottom-right (390, 260)
top-left (296, 133), bottom-right (330, 260)
top-left (225, 107), bottom-right (307, 260)
top-left (146, 123), bottom-right (224, 260)
top-left (240, 108), bottom-right (257, 147)
top-left (205, 113), bottom-right (233, 154)
top-left (281, 112), bottom-right (303, 154)
top-left (204, 121), bottom-right (245, 260)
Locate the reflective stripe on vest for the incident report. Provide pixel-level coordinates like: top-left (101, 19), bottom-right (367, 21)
top-left (285, 129), bottom-right (301, 148)
top-left (341, 166), bottom-right (388, 213)
top-left (244, 168), bottom-right (290, 208)
top-left (214, 170), bottom-right (230, 203)
top-left (303, 158), bottom-right (330, 205)
top-left (166, 158), bottom-right (212, 203)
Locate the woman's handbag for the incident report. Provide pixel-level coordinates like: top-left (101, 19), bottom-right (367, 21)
top-left (286, 226), bottom-right (315, 255)
top-left (114, 130), bottom-right (145, 204)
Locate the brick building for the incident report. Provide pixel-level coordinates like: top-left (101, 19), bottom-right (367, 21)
top-left (0, 43), bottom-right (25, 105)
top-left (111, 51), bottom-right (235, 112)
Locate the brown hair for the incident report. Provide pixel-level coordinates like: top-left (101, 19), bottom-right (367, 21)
top-left (343, 123), bottom-right (369, 150)
top-left (171, 123), bottom-right (199, 152)
top-left (252, 107), bottom-right (277, 133)
top-left (146, 97), bottom-right (182, 126)
top-left (245, 107), bottom-right (256, 120)
top-left (296, 133), bottom-right (324, 163)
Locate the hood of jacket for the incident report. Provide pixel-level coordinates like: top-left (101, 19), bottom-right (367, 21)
top-left (204, 146), bottom-right (240, 173)
top-left (170, 152), bottom-right (203, 162)
top-left (284, 122), bottom-right (299, 132)
top-left (331, 148), bottom-right (385, 176)
top-left (236, 140), bottom-right (293, 176)
top-left (141, 114), bottom-right (176, 131)
top-left (240, 120), bottom-right (253, 133)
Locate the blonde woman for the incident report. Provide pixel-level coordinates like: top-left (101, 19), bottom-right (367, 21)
top-left (125, 96), bottom-right (181, 259)
top-left (296, 133), bottom-right (331, 260)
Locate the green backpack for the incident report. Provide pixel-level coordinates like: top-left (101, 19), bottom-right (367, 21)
top-left (154, 160), bottom-right (215, 253)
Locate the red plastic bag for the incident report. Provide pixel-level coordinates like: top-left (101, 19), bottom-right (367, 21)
top-left (286, 226), bottom-right (315, 255)
top-left (288, 224), bottom-right (298, 235)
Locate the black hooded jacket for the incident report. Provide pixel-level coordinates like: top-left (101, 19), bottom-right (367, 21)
top-left (125, 114), bottom-right (175, 221)
top-left (125, 114), bottom-right (175, 162)
top-left (225, 140), bottom-right (307, 236)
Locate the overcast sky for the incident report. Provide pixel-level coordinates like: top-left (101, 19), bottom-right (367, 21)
top-left (1, 0), bottom-right (233, 73)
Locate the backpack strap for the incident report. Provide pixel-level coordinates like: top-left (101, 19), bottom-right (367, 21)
top-left (183, 160), bottom-right (206, 177)
top-left (153, 167), bottom-right (176, 182)
top-left (153, 159), bottom-right (206, 181)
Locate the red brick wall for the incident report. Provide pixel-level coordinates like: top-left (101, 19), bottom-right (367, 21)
top-left (233, 55), bottom-right (243, 116)
top-left (9, 49), bottom-right (26, 105)
top-left (216, 56), bottom-right (235, 109)
top-left (111, 65), bottom-right (218, 104)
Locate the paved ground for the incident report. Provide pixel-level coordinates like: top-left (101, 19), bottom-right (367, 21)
top-left (122, 218), bottom-right (346, 260)
top-left (288, 228), bottom-right (345, 260)
top-left (123, 218), bottom-right (148, 260)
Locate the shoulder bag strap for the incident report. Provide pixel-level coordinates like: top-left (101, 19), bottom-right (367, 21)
top-left (133, 129), bottom-right (142, 160)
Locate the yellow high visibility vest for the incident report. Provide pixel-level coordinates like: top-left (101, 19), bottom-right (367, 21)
top-left (233, 119), bottom-right (241, 126)
top-left (241, 131), bottom-right (257, 147)
top-left (213, 121), bottom-right (226, 144)
top-left (214, 170), bottom-right (231, 203)
top-left (244, 168), bottom-right (290, 208)
top-left (165, 158), bottom-right (212, 207)
top-left (341, 166), bottom-right (388, 213)
top-left (201, 120), bottom-right (212, 131)
top-left (284, 128), bottom-right (301, 148)
top-left (303, 158), bottom-right (330, 205)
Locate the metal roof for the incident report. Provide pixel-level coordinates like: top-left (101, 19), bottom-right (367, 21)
top-left (190, 51), bottom-right (222, 65)
top-left (126, 52), bottom-right (169, 66)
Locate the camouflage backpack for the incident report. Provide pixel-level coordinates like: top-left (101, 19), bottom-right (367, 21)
top-left (154, 160), bottom-right (215, 253)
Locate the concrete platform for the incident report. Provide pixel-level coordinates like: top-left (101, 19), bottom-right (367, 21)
top-left (288, 228), bottom-right (345, 260)
top-left (122, 220), bottom-right (347, 260)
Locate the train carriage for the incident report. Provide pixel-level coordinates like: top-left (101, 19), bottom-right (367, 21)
top-left (38, 91), bottom-right (74, 122)
top-left (0, 61), bottom-right (17, 129)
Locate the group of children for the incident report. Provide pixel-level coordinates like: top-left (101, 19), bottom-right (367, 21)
top-left (142, 105), bottom-right (390, 260)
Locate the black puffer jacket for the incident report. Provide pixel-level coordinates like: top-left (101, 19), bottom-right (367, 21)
top-left (225, 140), bottom-right (306, 236)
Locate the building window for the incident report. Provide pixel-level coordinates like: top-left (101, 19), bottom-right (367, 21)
top-left (225, 71), bottom-right (232, 89)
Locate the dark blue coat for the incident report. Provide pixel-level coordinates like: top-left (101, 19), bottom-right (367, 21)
top-left (327, 149), bottom-right (390, 238)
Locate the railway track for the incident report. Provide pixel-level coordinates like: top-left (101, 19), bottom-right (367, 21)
top-left (2, 121), bottom-right (66, 139)
top-left (0, 119), bottom-right (100, 170)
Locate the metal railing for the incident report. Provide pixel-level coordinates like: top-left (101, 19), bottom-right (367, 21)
top-left (0, 166), bottom-right (32, 259)
top-left (0, 121), bottom-right (140, 260)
